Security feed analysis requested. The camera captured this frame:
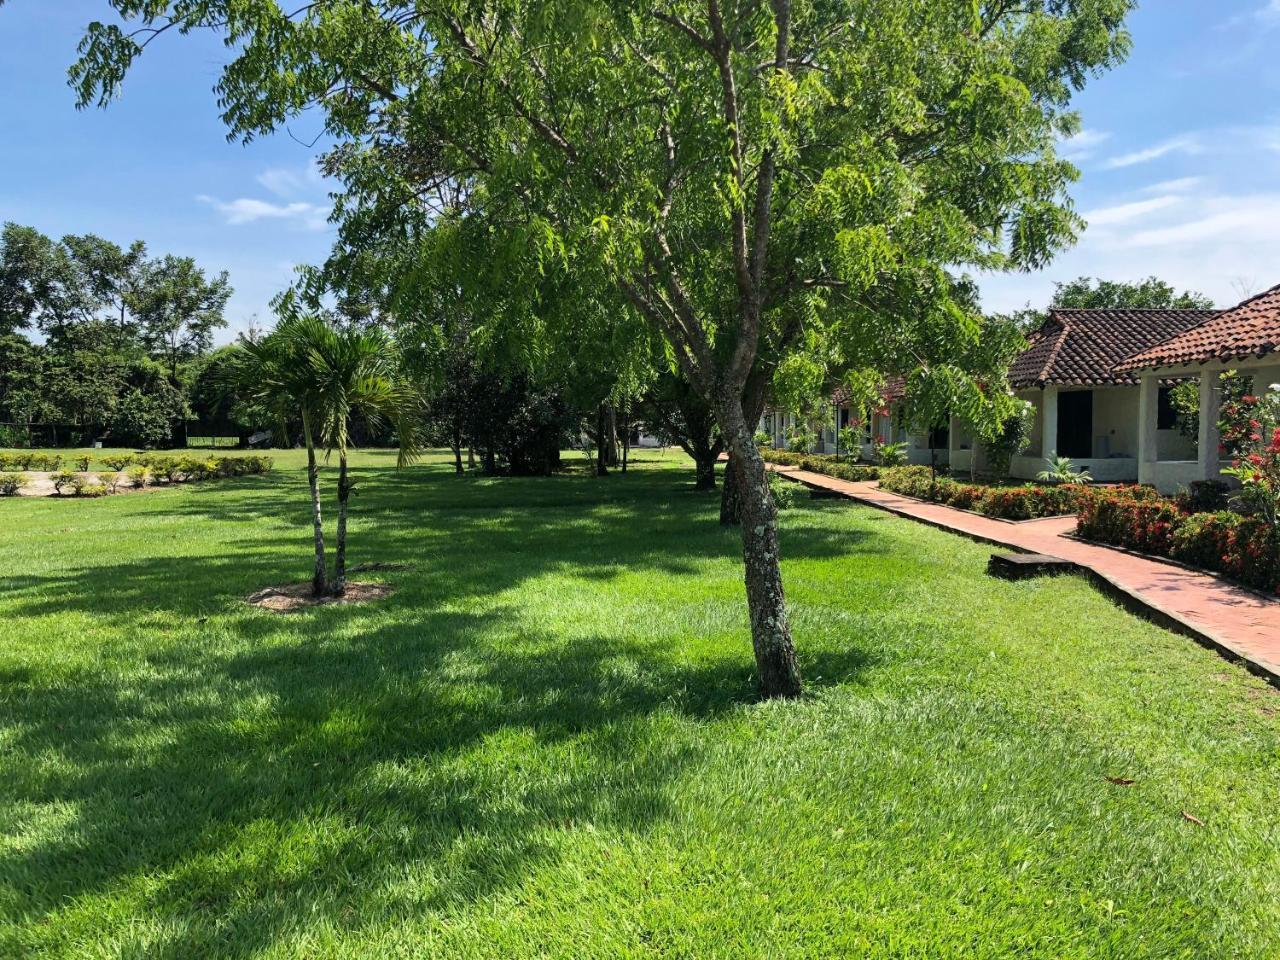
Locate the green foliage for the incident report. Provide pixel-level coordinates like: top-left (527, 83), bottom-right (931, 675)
top-left (0, 472), bottom-right (26, 496)
top-left (786, 423), bottom-right (817, 455)
top-left (1052, 276), bottom-right (1215, 311)
top-left (50, 470), bottom-right (78, 495)
top-left (1078, 487), bottom-right (1280, 594)
top-left (0, 222), bottom-right (231, 444)
top-left (873, 441), bottom-right (908, 468)
top-left (1223, 384), bottom-right (1280, 529)
top-left (767, 471), bottom-right (796, 511)
top-left (879, 466), bottom-right (1087, 520)
top-left (980, 402), bottom-right (1035, 480)
top-left (760, 448), bottom-right (879, 482)
top-left (124, 464), bottom-right (151, 488)
top-left (1035, 456), bottom-right (1093, 485)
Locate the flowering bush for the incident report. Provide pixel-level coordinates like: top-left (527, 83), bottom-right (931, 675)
top-left (878, 466), bottom-right (1086, 520)
top-left (1077, 486), bottom-right (1280, 595)
top-left (1076, 489), bottom-right (1182, 555)
top-left (1223, 385), bottom-right (1280, 529)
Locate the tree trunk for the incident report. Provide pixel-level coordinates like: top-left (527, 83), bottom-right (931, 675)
top-left (452, 425), bottom-right (464, 474)
top-left (595, 403), bottom-right (611, 476)
top-left (303, 416), bottom-right (327, 597)
top-left (694, 451), bottom-right (718, 491)
top-left (721, 366), bottom-right (771, 525)
top-left (724, 414), bottom-right (803, 700)
top-left (621, 406), bottom-right (630, 474)
top-left (720, 454), bottom-right (742, 521)
top-left (332, 451), bottom-right (350, 598)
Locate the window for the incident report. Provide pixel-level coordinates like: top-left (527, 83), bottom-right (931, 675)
top-left (1157, 387), bottom-right (1178, 431)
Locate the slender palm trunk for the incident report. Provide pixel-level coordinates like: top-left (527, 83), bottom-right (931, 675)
top-left (722, 405), bottom-right (802, 699)
top-left (333, 450), bottom-right (350, 597)
top-left (303, 414), bottom-right (327, 597)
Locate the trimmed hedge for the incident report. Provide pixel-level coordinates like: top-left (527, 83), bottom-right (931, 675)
top-left (1078, 489), bottom-right (1280, 594)
top-left (878, 466), bottom-right (1088, 521)
top-left (760, 449), bottom-right (880, 482)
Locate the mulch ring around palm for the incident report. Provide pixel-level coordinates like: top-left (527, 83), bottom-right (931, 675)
top-left (246, 580), bottom-right (395, 612)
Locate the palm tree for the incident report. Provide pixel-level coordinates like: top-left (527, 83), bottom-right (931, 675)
top-left (300, 321), bottom-right (421, 596)
top-left (233, 318), bottom-right (331, 596)
top-left (232, 315), bottom-right (421, 597)
top-left (1036, 455), bottom-right (1093, 485)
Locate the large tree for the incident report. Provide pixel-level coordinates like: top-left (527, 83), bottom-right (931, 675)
top-left (64, 0), bottom-right (1132, 697)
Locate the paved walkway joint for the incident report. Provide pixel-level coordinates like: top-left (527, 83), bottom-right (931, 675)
top-left (772, 465), bottom-right (1280, 686)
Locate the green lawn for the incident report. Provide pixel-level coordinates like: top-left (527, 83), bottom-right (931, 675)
top-left (2, 449), bottom-right (1278, 958)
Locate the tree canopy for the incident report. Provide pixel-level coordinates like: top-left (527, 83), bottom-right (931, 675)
top-left (62, 0), bottom-right (1135, 697)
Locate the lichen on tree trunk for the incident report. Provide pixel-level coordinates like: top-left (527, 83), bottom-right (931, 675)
top-left (722, 409), bottom-right (802, 699)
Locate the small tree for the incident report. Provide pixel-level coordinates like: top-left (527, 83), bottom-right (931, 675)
top-left (234, 315), bottom-right (421, 598)
top-left (302, 321), bottom-right (422, 596)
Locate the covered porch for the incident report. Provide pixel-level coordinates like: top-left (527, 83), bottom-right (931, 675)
top-left (1133, 358), bottom-right (1280, 493)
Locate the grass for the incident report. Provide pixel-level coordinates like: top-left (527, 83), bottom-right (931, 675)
top-left (1, 447), bottom-right (1279, 958)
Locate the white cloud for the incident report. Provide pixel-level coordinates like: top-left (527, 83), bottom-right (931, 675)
top-left (256, 163), bottom-right (326, 199)
top-left (1059, 129), bottom-right (1110, 161)
top-left (198, 195), bottom-right (330, 231)
top-left (1082, 195), bottom-right (1182, 227)
top-left (1103, 136), bottom-right (1200, 169)
top-left (1141, 177), bottom-right (1203, 194)
top-left (978, 187), bottom-right (1280, 313)
top-left (1127, 194), bottom-right (1280, 247)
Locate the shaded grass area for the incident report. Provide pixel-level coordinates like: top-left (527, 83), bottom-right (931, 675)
top-left (1, 449), bottom-right (1278, 958)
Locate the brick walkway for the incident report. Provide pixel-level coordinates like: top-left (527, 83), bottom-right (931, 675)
top-left (772, 466), bottom-right (1280, 684)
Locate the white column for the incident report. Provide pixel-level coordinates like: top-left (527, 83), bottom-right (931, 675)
top-left (1042, 387), bottom-right (1059, 461)
top-left (1198, 370), bottom-right (1221, 481)
top-left (1137, 374), bottom-right (1159, 486)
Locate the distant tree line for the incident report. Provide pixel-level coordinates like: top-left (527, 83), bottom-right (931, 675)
top-left (0, 222), bottom-right (243, 447)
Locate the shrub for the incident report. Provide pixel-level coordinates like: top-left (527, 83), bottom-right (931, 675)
top-left (147, 455), bottom-right (181, 483)
top-left (126, 465), bottom-right (152, 489)
top-left (0, 473), bottom-right (27, 496)
top-left (760, 449), bottom-right (878, 481)
top-left (51, 470), bottom-right (78, 495)
top-left (75, 455), bottom-right (92, 472)
top-left (32, 454), bottom-right (63, 472)
top-left (101, 455), bottom-right (134, 471)
top-left (873, 440), bottom-right (908, 467)
top-left (1175, 480), bottom-right (1230, 515)
top-left (1170, 513), bottom-right (1279, 593)
top-left (879, 467), bottom-right (1087, 520)
top-left (768, 471), bottom-right (796, 510)
top-left (104, 471), bottom-right (125, 495)
top-left (78, 483), bottom-right (109, 498)
top-left (1076, 489), bottom-right (1184, 556)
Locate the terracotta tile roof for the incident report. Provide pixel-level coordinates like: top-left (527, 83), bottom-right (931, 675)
top-left (1117, 283), bottom-right (1280, 372)
top-left (1009, 308), bottom-right (1218, 388)
top-left (832, 376), bottom-right (905, 406)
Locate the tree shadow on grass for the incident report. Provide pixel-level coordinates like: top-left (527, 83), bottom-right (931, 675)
top-left (0, 458), bottom-right (886, 953)
top-left (0, 463), bottom-right (888, 626)
top-left (0, 587), bottom-right (878, 957)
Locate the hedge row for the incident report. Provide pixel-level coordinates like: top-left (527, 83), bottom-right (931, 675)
top-left (760, 449), bottom-right (880, 482)
top-left (1077, 491), bottom-right (1280, 594)
top-left (0, 452), bottom-right (68, 471)
top-left (877, 466), bottom-right (1090, 521)
top-left (0, 454), bottom-right (273, 498)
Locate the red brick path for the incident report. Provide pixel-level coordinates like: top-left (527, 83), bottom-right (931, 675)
top-left (773, 466), bottom-right (1280, 683)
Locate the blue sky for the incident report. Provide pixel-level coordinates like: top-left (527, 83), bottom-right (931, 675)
top-left (1, 0), bottom-right (1279, 342)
